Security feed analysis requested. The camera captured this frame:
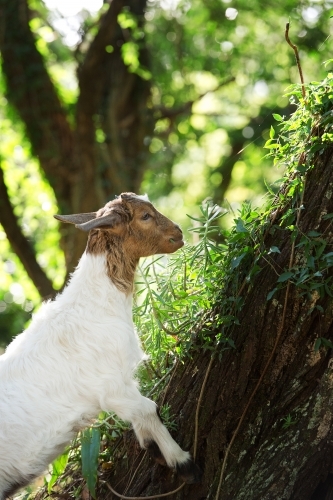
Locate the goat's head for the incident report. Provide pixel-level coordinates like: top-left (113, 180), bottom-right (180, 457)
top-left (54, 193), bottom-right (184, 259)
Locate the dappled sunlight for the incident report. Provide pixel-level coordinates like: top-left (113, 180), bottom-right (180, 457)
top-left (0, 111), bottom-right (65, 340)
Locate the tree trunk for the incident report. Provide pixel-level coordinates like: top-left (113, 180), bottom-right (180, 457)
top-left (0, 166), bottom-right (55, 299)
top-left (100, 149), bottom-right (333, 499)
top-left (0, 0), bottom-right (152, 280)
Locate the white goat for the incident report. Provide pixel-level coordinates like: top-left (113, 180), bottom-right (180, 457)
top-left (0, 193), bottom-right (201, 499)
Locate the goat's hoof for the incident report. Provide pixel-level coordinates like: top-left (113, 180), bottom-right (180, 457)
top-left (177, 459), bottom-right (202, 484)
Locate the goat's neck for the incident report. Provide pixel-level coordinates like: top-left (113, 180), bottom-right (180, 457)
top-left (86, 230), bottom-right (138, 294)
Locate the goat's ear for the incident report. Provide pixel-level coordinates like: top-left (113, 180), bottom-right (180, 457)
top-left (54, 212), bottom-right (97, 225)
top-left (74, 212), bottom-right (122, 232)
top-left (120, 193), bottom-right (135, 215)
top-left (120, 192), bottom-right (136, 201)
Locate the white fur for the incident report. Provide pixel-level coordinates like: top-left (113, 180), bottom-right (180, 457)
top-left (0, 252), bottom-right (190, 498)
top-left (136, 193), bottom-right (149, 201)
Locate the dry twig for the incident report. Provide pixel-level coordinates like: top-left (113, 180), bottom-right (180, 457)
top-left (285, 22), bottom-right (306, 100)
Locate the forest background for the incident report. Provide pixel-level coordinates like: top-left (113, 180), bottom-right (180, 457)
top-left (1, 0), bottom-right (332, 345)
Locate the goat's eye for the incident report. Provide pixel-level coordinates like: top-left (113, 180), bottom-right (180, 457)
top-left (141, 213), bottom-right (151, 221)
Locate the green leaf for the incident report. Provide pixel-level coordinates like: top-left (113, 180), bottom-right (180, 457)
top-left (267, 287), bottom-right (277, 301)
top-left (231, 253), bottom-right (246, 270)
top-left (325, 283), bottom-right (333, 297)
top-left (307, 230), bottom-right (321, 237)
top-left (235, 218), bottom-right (248, 233)
top-left (323, 252), bottom-right (333, 259)
top-left (315, 337), bottom-right (333, 352)
top-left (81, 427), bottom-right (101, 499)
top-left (264, 142), bottom-right (280, 149)
top-left (314, 338), bottom-right (322, 352)
top-left (296, 273), bottom-right (309, 285)
top-left (270, 125), bottom-right (275, 139)
top-left (273, 113), bottom-right (283, 122)
top-left (307, 255), bottom-right (315, 269)
top-left (226, 338), bottom-right (236, 349)
top-left (321, 338), bottom-right (333, 349)
top-left (269, 246), bottom-right (281, 254)
top-left (277, 271), bottom-right (294, 283)
top-left (264, 178), bottom-right (275, 195)
top-left (48, 450), bottom-right (69, 493)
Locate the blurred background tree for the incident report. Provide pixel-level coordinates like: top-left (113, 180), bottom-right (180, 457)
top-left (0, 0), bottom-right (332, 346)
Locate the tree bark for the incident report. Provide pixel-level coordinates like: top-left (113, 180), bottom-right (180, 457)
top-left (100, 149), bottom-right (333, 499)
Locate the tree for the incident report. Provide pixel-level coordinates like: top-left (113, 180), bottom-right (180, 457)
top-left (1, 0), bottom-right (332, 306)
top-left (31, 76), bottom-right (333, 500)
top-left (0, 0), bottom-right (152, 291)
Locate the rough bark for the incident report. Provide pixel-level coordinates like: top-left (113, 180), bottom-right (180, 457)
top-left (99, 149), bottom-right (333, 499)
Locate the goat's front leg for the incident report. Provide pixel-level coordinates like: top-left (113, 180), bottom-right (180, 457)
top-left (107, 385), bottom-right (201, 484)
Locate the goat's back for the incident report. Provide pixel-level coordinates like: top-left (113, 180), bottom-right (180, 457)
top-left (0, 253), bottom-right (145, 496)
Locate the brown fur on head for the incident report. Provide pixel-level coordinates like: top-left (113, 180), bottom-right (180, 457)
top-left (54, 193), bottom-right (184, 293)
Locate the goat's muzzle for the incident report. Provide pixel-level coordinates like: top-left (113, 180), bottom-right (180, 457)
top-left (169, 237), bottom-right (184, 249)
top-left (169, 224), bottom-right (184, 250)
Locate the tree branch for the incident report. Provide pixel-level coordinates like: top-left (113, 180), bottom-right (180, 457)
top-left (76, 0), bottom-right (152, 203)
top-left (74, 0), bottom-right (127, 208)
top-left (0, 165), bottom-right (56, 299)
top-left (285, 22), bottom-right (306, 100)
top-left (0, 0), bottom-right (75, 210)
top-left (155, 76), bottom-right (235, 121)
top-left (77, 0), bottom-right (125, 126)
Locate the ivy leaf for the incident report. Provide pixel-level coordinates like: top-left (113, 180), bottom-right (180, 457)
top-left (267, 287), bottom-right (277, 301)
top-left (315, 337), bottom-right (333, 352)
top-left (231, 253), bottom-right (247, 270)
top-left (308, 230), bottom-right (321, 237)
top-left (277, 271), bottom-right (294, 283)
top-left (226, 337), bottom-right (236, 349)
top-left (321, 338), bottom-right (333, 349)
top-left (235, 218), bottom-right (249, 233)
top-left (314, 338), bottom-right (322, 352)
top-left (269, 246), bottom-right (281, 254)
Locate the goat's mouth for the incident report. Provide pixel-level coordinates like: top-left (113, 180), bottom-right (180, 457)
top-left (169, 237), bottom-right (184, 249)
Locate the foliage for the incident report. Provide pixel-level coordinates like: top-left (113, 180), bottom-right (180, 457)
top-left (281, 413), bottom-right (298, 429)
top-left (264, 73), bottom-right (333, 303)
top-left (46, 450), bottom-right (69, 494)
top-left (0, 302), bottom-right (31, 349)
top-left (81, 428), bottom-right (101, 499)
top-left (142, 0), bottom-right (333, 214)
top-left (0, 112), bottom-right (65, 346)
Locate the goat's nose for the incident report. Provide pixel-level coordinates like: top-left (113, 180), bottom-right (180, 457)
top-left (174, 224), bottom-right (183, 235)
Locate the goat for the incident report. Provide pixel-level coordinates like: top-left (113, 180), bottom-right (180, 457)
top-left (0, 193), bottom-right (201, 499)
